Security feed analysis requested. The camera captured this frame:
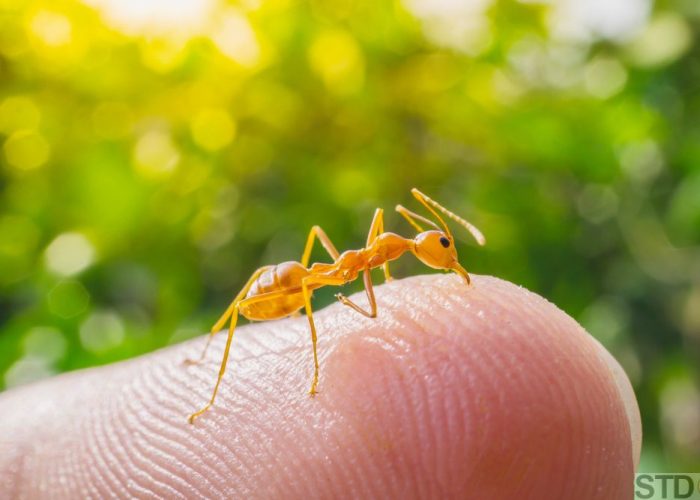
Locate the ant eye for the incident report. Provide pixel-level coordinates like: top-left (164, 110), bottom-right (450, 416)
top-left (439, 236), bottom-right (450, 248)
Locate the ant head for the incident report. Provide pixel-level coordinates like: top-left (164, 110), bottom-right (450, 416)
top-left (399, 189), bottom-right (486, 284)
top-left (412, 230), bottom-right (469, 282)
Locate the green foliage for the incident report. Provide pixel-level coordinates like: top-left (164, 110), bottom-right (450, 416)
top-left (1, 0), bottom-right (699, 470)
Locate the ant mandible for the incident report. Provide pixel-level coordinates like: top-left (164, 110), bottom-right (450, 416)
top-left (187, 188), bottom-right (485, 424)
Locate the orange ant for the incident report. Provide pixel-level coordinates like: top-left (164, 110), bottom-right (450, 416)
top-left (187, 188), bottom-right (485, 424)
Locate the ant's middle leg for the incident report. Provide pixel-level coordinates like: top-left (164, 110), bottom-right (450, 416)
top-left (300, 275), bottom-right (346, 395)
top-left (366, 208), bottom-right (392, 281)
top-left (335, 268), bottom-right (377, 318)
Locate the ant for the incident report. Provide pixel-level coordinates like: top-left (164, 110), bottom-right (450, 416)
top-left (187, 188), bottom-right (485, 424)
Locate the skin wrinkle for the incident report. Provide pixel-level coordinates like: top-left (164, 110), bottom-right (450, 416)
top-left (515, 305), bottom-right (585, 498)
top-left (313, 399), bottom-right (372, 499)
top-left (384, 341), bottom-right (427, 498)
top-left (146, 365), bottom-right (234, 488)
top-left (127, 365), bottom-right (214, 498)
top-left (115, 392), bottom-right (187, 499)
top-left (386, 295), bottom-right (455, 496)
top-left (117, 370), bottom-right (181, 498)
top-left (327, 342), bottom-right (414, 498)
top-left (207, 323), bottom-right (330, 500)
top-left (414, 320), bottom-right (460, 495)
top-left (0, 274), bottom-right (638, 499)
top-left (190, 397), bottom-right (265, 498)
top-left (446, 279), bottom-right (594, 498)
top-left (125, 387), bottom-right (212, 497)
top-left (86, 385), bottom-right (131, 499)
top-left (102, 368), bottom-right (159, 498)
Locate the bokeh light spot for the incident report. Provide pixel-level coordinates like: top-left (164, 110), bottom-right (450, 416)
top-left (48, 280), bottom-right (90, 318)
top-left (618, 140), bottom-right (663, 184)
top-left (660, 378), bottom-right (700, 457)
top-left (4, 356), bottom-right (55, 388)
top-left (23, 326), bottom-right (67, 362)
top-left (577, 184), bottom-right (619, 223)
top-left (584, 57), bottom-right (627, 99)
top-left (191, 108), bottom-right (236, 152)
top-left (211, 10), bottom-right (261, 67)
top-left (309, 30), bottom-right (364, 95)
top-left (549, 0), bottom-right (651, 42)
top-left (3, 129), bottom-right (50, 170)
top-left (83, 0), bottom-right (214, 37)
top-left (626, 13), bottom-right (692, 68)
top-left (79, 310), bottom-right (125, 353)
top-left (29, 10), bottom-right (72, 47)
top-left (404, 0), bottom-right (493, 55)
top-left (133, 129), bottom-right (179, 178)
top-left (44, 232), bottom-right (96, 276)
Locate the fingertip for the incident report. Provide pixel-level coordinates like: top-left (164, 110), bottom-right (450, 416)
top-left (591, 336), bottom-right (642, 469)
top-left (0, 274), bottom-right (641, 499)
top-left (320, 274), bottom-right (638, 497)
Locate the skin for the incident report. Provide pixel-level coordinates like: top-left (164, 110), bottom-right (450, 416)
top-left (0, 274), bottom-right (641, 499)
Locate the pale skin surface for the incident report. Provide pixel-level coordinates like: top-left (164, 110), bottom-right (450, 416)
top-left (0, 274), bottom-right (641, 499)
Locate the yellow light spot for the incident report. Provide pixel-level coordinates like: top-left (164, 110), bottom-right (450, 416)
top-left (191, 108), bottom-right (236, 152)
top-left (211, 10), bottom-right (262, 67)
top-left (308, 29), bottom-right (364, 95)
top-left (0, 96), bottom-right (41, 133)
top-left (140, 38), bottom-right (188, 73)
top-left (133, 130), bottom-right (179, 178)
top-left (44, 232), bottom-right (96, 276)
top-left (29, 10), bottom-right (72, 47)
top-left (3, 130), bottom-right (50, 170)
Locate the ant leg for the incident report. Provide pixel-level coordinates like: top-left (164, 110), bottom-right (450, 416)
top-left (301, 275), bottom-right (346, 396)
top-left (184, 266), bottom-right (269, 366)
top-left (188, 288), bottom-right (293, 423)
top-left (366, 208), bottom-right (392, 282)
top-left (335, 268), bottom-right (377, 318)
top-left (188, 302), bottom-right (241, 424)
top-left (301, 225), bottom-right (340, 267)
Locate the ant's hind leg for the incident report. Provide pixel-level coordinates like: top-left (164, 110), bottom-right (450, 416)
top-left (183, 301), bottom-right (236, 366)
top-left (188, 304), bottom-right (241, 424)
top-left (336, 269), bottom-right (377, 318)
top-left (188, 288), bottom-right (308, 422)
top-left (184, 267), bottom-right (268, 366)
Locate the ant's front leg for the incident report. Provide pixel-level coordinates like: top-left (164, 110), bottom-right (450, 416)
top-left (335, 269), bottom-right (377, 318)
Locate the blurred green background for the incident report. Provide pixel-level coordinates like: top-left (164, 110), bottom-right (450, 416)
top-left (1, 0), bottom-right (698, 472)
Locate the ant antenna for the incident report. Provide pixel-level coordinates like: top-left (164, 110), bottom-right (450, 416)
top-left (411, 188), bottom-right (486, 246)
top-left (395, 204), bottom-right (441, 233)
